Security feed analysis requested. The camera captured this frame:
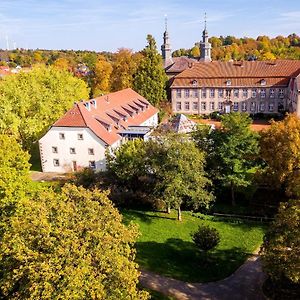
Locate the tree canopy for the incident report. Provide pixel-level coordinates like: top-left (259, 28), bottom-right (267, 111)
top-left (0, 184), bottom-right (148, 300)
top-left (0, 65), bottom-right (89, 149)
top-left (133, 35), bottom-right (167, 106)
top-left (261, 199), bottom-right (300, 284)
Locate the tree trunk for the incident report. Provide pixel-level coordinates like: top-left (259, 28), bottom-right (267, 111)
top-left (231, 181), bottom-right (236, 206)
top-left (166, 204), bottom-right (171, 214)
top-left (177, 206), bottom-right (182, 221)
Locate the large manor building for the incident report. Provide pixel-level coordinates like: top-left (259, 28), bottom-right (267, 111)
top-left (162, 21), bottom-right (300, 116)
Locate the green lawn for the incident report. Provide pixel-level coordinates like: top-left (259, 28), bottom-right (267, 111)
top-left (123, 209), bottom-right (266, 283)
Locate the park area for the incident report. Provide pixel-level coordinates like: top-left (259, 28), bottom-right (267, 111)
top-left (122, 209), bottom-right (266, 283)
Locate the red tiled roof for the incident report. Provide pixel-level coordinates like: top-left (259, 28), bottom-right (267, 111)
top-left (171, 60), bottom-right (300, 88)
top-left (165, 57), bottom-right (199, 73)
top-left (53, 88), bottom-right (158, 145)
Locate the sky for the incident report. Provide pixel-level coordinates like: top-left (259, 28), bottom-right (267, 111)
top-left (0, 0), bottom-right (299, 52)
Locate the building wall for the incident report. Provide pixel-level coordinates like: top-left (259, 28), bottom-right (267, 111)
top-left (39, 127), bottom-right (108, 173)
top-left (171, 87), bottom-right (287, 115)
top-left (140, 113), bottom-right (158, 127)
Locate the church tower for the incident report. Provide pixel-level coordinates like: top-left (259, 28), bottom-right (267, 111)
top-left (161, 16), bottom-right (173, 66)
top-left (200, 13), bottom-right (212, 62)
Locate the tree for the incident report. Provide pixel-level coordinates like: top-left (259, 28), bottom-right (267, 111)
top-left (0, 134), bottom-right (30, 212)
top-left (0, 184), bottom-right (149, 300)
top-left (0, 65), bottom-right (89, 149)
top-left (53, 57), bottom-right (72, 71)
top-left (93, 54), bottom-right (113, 96)
top-left (149, 135), bottom-right (214, 221)
top-left (133, 35), bottom-right (167, 106)
top-left (203, 113), bottom-right (260, 206)
top-left (260, 114), bottom-right (300, 192)
top-left (111, 49), bottom-right (141, 92)
top-left (191, 225), bottom-right (220, 253)
top-left (260, 199), bottom-right (300, 285)
top-left (190, 45), bottom-right (200, 58)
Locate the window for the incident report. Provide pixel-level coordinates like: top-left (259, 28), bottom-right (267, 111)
top-left (269, 102), bottom-right (274, 112)
top-left (176, 89), bottom-right (182, 98)
top-left (193, 102), bottom-right (198, 110)
top-left (218, 89), bottom-right (224, 98)
top-left (53, 159), bottom-right (60, 167)
top-left (243, 89), bottom-right (248, 98)
top-left (176, 102), bottom-right (182, 111)
top-left (184, 102), bottom-right (190, 110)
top-left (226, 79), bottom-right (231, 86)
top-left (250, 102), bottom-right (256, 112)
top-left (184, 89), bottom-right (190, 98)
top-left (59, 133), bottom-right (65, 140)
top-left (77, 133), bottom-right (83, 140)
top-left (202, 88), bottom-right (207, 98)
top-left (70, 147), bottom-right (76, 154)
top-left (260, 79), bottom-right (266, 86)
top-left (218, 102), bottom-right (223, 111)
top-left (279, 89), bottom-right (284, 98)
top-left (192, 80), bottom-right (198, 86)
top-left (209, 89), bottom-right (215, 98)
top-left (252, 89), bottom-right (257, 98)
top-left (201, 102), bottom-right (206, 110)
top-left (260, 102), bottom-right (265, 111)
top-left (89, 161), bottom-right (96, 169)
top-left (52, 146), bottom-right (58, 153)
top-left (210, 102), bottom-right (215, 111)
top-left (242, 102), bottom-right (247, 111)
top-left (270, 89), bottom-right (275, 98)
top-left (88, 148), bottom-right (94, 155)
top-left (260, 89), bottom-right (266, 98)
top-left (234, 89), bottom-right (239, 98)
top-left (193, 89), bottom-right (199, 98)
top-left (233, 102), bottom-right (239, 111)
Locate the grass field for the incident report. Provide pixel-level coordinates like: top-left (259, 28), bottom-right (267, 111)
top-left (123, 209), bottom-right (266, 283)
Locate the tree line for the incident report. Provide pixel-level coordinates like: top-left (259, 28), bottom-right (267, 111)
top-left (172, 33), bottom-right (300, 60)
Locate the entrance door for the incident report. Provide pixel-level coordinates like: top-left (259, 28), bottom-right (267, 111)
top-left (225, 104), bottom-right (231, 113)
top-left (72, 161), bottom-right (77, 172)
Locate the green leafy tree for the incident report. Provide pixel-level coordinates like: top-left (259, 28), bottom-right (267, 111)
top-left (133, 34), bottom-right (167, 106)
top-left (0, 65), bottom-right (89, 149)
top-left (0, 184), bottom-right (149, 300)
top-left (205, 113), bottom-right (259, 206)
top-left (0, 134), bottom-right (30, 216)
top-left (260, 199), bottom-right (300, 285)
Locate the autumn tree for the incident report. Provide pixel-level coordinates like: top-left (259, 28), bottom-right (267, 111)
top-left (111, 49), bottom-right (142, 91)
top-left (0, 65), bottom-right (89, 149)
top-left (0, 184), bottom-right (149, 300)
top-left (133, 35), bottom-right (167, 106)
top-left (92, 54), bottom-right (113, 96)
top-left (190, 45), bottom-right (200, 58)
top-left (53, 57), bottom-right (72, 71)
top-left (260, 199), bottom-right (300, 286)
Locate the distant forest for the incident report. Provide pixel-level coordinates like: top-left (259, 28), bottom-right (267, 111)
top-left (173, 33), bottom-right (300, 60)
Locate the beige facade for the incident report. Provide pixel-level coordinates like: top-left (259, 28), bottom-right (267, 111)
top-left (172, 86), bottom-right (287, 115)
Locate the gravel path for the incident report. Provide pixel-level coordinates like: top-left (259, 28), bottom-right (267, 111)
top-left (140, 254), bottom-right (266, 300)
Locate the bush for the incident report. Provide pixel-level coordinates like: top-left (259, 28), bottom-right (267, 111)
top-left (191, 225), bottom-right (220, 252)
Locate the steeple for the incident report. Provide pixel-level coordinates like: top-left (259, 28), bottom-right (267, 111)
top-left (200, 12), bottom-right (212, 62)
top-left (161, 15), bottom-right (172, 66)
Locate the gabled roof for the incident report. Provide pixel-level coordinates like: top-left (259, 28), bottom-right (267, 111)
top-left (53, 88), bottom-right (159, 145)
top-left (171, 60), bottom-right (300, 88)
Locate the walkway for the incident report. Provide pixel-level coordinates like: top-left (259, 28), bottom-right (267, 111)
top-left (140, 254), bottom-right (266, 300)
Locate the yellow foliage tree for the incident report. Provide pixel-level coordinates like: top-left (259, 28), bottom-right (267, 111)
top-left (93, 55), bottom-right (112, 97)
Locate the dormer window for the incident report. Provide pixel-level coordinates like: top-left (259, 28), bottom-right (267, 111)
top-left (192, 80), bottom-right (198, 87)
top-left (260, 79), bottom-right (266, 86)
top-left (90, 99), bottom-right (97, 109)
top-left (226, 80), bottom-right (231, 86)
top-left (84, 102), bottom-right (91, 111)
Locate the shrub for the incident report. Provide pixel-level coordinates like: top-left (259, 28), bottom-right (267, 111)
top-left (191, 225), bottom-right (220, 252)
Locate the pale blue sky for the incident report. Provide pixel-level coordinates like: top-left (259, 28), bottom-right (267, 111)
top-left (0, 0), bottom-right (299, 51)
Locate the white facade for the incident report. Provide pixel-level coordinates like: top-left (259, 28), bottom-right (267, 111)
top-left (39, 127), bottom-right (108, 173)
top-left (140, 114), bottom-right (158, 127)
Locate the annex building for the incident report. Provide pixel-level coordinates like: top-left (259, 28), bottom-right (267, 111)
top-left (162, 21), bottom-right (300, 116)
top-left (39, 88), bottom-right (158, 173)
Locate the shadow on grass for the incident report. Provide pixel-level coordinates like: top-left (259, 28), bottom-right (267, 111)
top-left (136, 238), bottom-right (247, 283)
top-left (122, 210), bottom-right (176, 225)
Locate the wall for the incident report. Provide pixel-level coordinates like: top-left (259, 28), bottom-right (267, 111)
top-left (39, 127), bottom-right (107, 173)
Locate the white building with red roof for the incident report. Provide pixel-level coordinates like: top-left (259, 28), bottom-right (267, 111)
top-left (39, 88), bottom-right (158, 173)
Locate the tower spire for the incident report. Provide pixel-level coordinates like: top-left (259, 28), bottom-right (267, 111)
top-left (161, 15), bottom-right (172, 66)
top-left (200, 12), bottom-right (212, 62)
top-left (165, 14), bottom-right (168, 32)
top-left (204, 12), bottom-right (207, 31)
